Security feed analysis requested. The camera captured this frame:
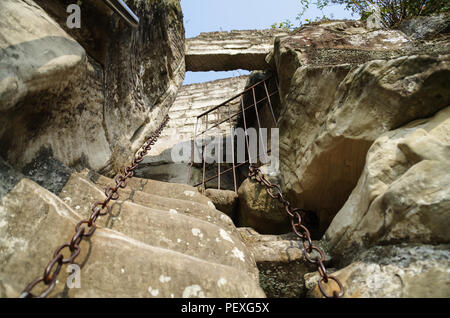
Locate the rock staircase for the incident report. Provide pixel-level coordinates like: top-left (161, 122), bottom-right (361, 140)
top-left (0, 164), bottom-right (266, 297)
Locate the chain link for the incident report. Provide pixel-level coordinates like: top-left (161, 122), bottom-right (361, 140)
top-left (248, 164), bottom-right (344, 298)
top-left (19, 115), bottom-right (170, 298)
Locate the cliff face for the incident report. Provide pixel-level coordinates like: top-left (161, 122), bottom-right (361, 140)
top-left (0, 0), bottom-right (185, 175)
top-left (0, 1), bottom-right (268, 299)
top-left (236, 17), bottom-right (450, 298)
top-left (270, 19), bottom-right (450, 236)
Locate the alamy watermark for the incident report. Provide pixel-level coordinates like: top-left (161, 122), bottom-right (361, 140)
top-left (66, 4), bottom-right (81, 29)
top-left (62, 264), bottom-right (81, 289)
top-left (171, 127), bottom-right (280, 172)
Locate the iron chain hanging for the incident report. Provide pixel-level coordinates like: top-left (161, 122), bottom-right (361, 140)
top-left (248, 164), bottom-right (345, 298)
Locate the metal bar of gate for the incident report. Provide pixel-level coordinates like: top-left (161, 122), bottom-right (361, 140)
top-left (252, 86), bottom-right (268, 163)
top-left (263, 80), bottom-right (278, 127)
top-left (202, 114), bottom-right (208, 189)
top-left (240, 98), bottom-right (252, 163)
top-left (103, 0), bottom-right (140, 27)
top-left (196, 75), bottom-right (274, 119)
top-left (227, 101), bottom-right (238, 193)
top-left (217, 109), bottom-right (221, 190)
top-left (187, 117), bottom-right (198, 184)
top-left (193, 150), bottom-right (272, 188)
top-left (195, 91), bottom-right (279, 138)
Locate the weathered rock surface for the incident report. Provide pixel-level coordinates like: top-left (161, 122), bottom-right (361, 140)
top-left (237, 177), bottom-right (291, 235)
top-left (0, 0), bottom-right (86, 111)
top-left (238, 228), bottom-right (326, 298)
top-left (324, 107), bottom-right (450, 259)
top-left (398, 12), bottom-right (450, 40)
top-left (186, 29), bottom-right (289, 71)
top-left (0, 172), bottom-right (266, 297)
top-left (74, 170), bottom-right (236, 232)
top-left (271, 20), bottom-right (450, 234)
top-left (0, 158), bottom-right (24, 199)
top-left (0, 0), bottom-right (185, 175)
top-left (204, 189), bottom-right (239, 219)
top-left (306, 244), bottom-right (450, 298)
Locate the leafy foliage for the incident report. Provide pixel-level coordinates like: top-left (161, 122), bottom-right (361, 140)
top-left (271, 20), bottom-right (295, 29)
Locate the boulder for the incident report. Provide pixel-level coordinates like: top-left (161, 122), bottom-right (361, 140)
top-left (237, 176), bottom-right (291, 235)
top-left (271, 20), bottom-right (450, 234)
top-left (0, 0), bottom-right (185, 175)
top-left (324, 107), bottom-right (450, 259)
top-left (204, 189), bottom-right (239, 219)
top-left (306, 244), bottom-right (450, 298)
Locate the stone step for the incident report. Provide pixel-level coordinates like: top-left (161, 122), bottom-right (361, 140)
top-left (80, 170), bottom-right (213, 207)
top-left (0, 178), bottom-right (265, 297)
top-left (60, 173), bottom-right (256, 274)
top-left (67, 172), bottom-right (235, 231)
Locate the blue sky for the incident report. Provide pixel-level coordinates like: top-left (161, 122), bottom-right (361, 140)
top-left (181, 0), bottom-right (356, 85)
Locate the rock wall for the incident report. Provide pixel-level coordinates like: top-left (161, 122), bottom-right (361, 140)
top-left (0, 0), bottom-right (185, 176)
top-left (235, 17), bottom-right (450, 298)
top-left (186, 29), bottom-right (289, 71)
top-left (324, 107), bottom-right (450, 261)
top-left (270, 20), bottom-right (450, 235)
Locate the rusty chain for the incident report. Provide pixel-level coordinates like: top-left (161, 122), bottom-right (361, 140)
top-left (248, 164), bottom-right (344, 298)
top-left (19, 115), bottom-right (170, 298)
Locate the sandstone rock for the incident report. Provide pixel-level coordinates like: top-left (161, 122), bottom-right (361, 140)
top-left (0, 157), bottom-right (24, 199)
top-left (0, 0), bottom-right (86, 112)
top-left (0, 0), bottom-right (185, 175)
top-left (306, 244), bottom-right (450, 298)
top-left (398, 12), bottom-right (450, 40)
top-left (238, 228), bottom-right (326, 298)
top-left (272, 20), bottom-right (450, 234)
top-left (324, 107), bottom-right (450, 259)
top-left (67, 171), bottom-right (236, 232)
top-left (97, 172), bottom-right (215, 208)
top-left (204, 189), bottom-right (239, 219)
top-left (0, 176), bottom-right (265, 297)
top-left (272, 20), bottom-right (411, 100)
top-left (237, 177), bottom-right (290, 235)
top-left (186, 29), bottom-right (289, 71)
top-left (366, 11), bottom-right (384, 30)
top-left (59, 174), bottom-right (254, 274)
